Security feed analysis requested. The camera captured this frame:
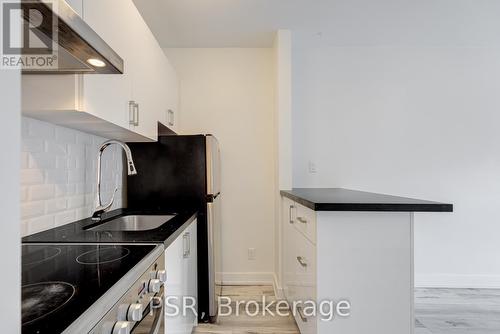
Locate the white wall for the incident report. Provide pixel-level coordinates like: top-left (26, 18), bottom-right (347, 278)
top-left (273, 30), bottom-right (292, 291)
top-left (21, 117), bottom-right (124, 236)
top-left (165, 48), bottom-right (276, 284)
top-left (293, 45), bottom-right (500, 287)
top-left (0, 66), bottom-right (21, 333)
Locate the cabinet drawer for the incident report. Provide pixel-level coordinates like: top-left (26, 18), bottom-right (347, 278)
top-left (284, 224), bottom-right (317, 334)
top-left (294, 203), bottom-right (317, 244)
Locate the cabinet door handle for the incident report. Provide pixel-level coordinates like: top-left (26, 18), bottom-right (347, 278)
top-left (167, 109), bottom-right (174, 126)
top-left (289, 205), bottom-right (295, 224)
top-left (134, 102), bottom-right (140, 126)
top-left (297, 217), bottom-right (308, 224)
top-left (296, 306), bottom-right (308, 322)
top-left (297, 256), bottom-right (308, 268)
top-left (183, 232), bottom-right (191, 258)
top-left (129, 100), bottom-right (136, 125)
top-left (129, 101), bottom-right (139, 126)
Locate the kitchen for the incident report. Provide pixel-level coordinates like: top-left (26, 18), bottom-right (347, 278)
top-left (2, 0), bottom-right (500, 333)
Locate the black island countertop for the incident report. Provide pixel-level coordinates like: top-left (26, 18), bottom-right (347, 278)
top-left (281, 188), bottom-right (453, 212)
top-left (22, 208), bottom-right (197, 245)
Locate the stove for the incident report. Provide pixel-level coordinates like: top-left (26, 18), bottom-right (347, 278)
top-left (21, 244), bottom-right (164, 334)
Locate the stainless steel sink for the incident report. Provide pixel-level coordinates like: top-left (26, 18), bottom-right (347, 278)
top-left (88, 215), bottom-right (176, 231)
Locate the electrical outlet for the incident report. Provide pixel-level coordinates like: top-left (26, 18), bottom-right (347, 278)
top-left (248, 248), bottom-right (256, 260)
top-left (309, 161), bottom-right (317, 174)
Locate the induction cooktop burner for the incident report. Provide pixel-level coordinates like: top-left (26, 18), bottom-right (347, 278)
top-left (22, 244), bottom-right (157, 334)
top-left (76, 246), bottom-right (131, 265)
top-left (23, 246), bottom-right (61, 266)
top-left (22, 282), bottom-right (75, 324)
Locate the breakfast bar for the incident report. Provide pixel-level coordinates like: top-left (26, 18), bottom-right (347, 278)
top-left (280, 188), bottom-right (453, 334)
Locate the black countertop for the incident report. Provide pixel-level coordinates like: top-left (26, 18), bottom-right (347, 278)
top-left (281, 188), bottom-right (453, 212)
top-left (22, 208), bottom-right (198, 246)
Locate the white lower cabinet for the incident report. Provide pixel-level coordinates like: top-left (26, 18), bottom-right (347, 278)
top-left (283, 197), bottom-right (317, 334)
top-left (165, 219), bottom-right (198, 334)
top-left (281, 197), bottom-right (414, 334)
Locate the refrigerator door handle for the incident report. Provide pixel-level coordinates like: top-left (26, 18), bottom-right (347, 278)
top-left (207, 202), bottom-right (217, 317)
top-left (206, 135), bottom-right (221, 196)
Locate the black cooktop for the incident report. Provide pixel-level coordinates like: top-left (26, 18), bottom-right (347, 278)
top-left (22, 244), bottom-right (157, 334)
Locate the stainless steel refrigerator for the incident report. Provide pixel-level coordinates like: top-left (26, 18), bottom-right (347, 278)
top-left (206, 135), bottom-right (222, 321)
top-left (127, 134), bottom-right (222, 322)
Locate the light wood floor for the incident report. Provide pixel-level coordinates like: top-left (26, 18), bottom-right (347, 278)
top-left (415, 288), bottom-right (500, 334)
top-left (193, 285), bottom-right (300, 334)
top-left (193, 286), bottom-right (500, 334)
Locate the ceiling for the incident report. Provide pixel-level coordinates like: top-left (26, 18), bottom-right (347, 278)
top-left (132, 0), bottom-right (500, 48)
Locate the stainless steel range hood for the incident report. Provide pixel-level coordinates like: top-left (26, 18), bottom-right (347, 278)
top-left (21, 0), bottom-right (123, 74)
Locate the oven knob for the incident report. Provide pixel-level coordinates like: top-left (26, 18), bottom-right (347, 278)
top-left (101, 321), bottom-right (132, 334)
top-left (117, 303), bottom-right (143, 322)
top-left (155, 270), bottom-right (167, 283)
top-left (147, 278), bottom-right (162, 293)
top-left (112, 321), bottom-right (132, 334)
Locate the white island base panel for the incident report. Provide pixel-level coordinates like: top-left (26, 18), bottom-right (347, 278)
top-left (316, 211), bottom-right (414, 334)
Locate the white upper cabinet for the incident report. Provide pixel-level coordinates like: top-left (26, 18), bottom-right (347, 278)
top-left (84, 0), bottom-right (180, 139)
top-left (81, 0), bottom-right (134, 134)
top-left (127, 6), bottom-right (178, 137)
top-left (21, 0), bottom-right (179, 141)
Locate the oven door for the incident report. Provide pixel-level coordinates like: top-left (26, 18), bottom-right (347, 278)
top-left (132, 288), bottom-right (165, 334)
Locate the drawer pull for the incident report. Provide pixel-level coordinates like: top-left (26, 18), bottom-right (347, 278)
top-left (297, 306), bottom-right (308, 322)
top-left (296, 256), bottom-right (308, 268)
top-left (289, 205), bottom-right (295, 224)
top-left (297, 217), bottom-right (308, 224)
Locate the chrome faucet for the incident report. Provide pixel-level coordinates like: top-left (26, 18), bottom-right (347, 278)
top-left (92, 140), bottom-right (137, 221)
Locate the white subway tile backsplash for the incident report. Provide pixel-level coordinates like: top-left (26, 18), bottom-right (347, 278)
top-left (55, 127), bottom-right (76, 144)
top-left (55, 211), bottom-right (76, 226)
top-left (56, 156), bottom-right (68, 169)
top-left (21, 169), bottom-right (44, 185)
top-left (21, 201), bottom-right (45, 219)
top-left (46, 169), bottom-right (68, 184)
top-left (46, 140), bottom-right (68, 155)
top-left (45, 198), bottom-right (68, 214)
top-left (29, 184), bottom-right (55, 201)
top-left (67, 157), bottom-right (77, 169)
top-left (22, 138), bottom-right (44, 153)
top-left (28, 216), bottom-right (55, 235)
top-left (68, 143), bottom-right (85, 157)
top-left (76, 132), bottom-right (93, 145)
top-left (67, 195), bottom-right (85, 209)
top-left (76, 208), bottom-right (89, 220)
top-left (29, 152), bottom-right (57, 169)
top-left (28, 120), bottom-right (54, 139)
top-left (21, 117), bottom-right (124, 236)
top-left (68, 169), bottom-right (85, 183)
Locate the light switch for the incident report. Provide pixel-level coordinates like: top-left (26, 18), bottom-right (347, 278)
top-left (308, 161), bottom-right (317, 174)
top-left (248, 248), bottom-right (256, 260)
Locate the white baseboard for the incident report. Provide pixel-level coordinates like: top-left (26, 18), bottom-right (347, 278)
top-left (220, 272), bottom-right (275, 286)
top-left (415, 274), bottom-right (500, 289)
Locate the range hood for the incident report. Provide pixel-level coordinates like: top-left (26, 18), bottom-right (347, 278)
top-left (21, 0), bottom-right (123, 74)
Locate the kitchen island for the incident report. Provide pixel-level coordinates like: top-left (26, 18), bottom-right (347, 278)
top-left (280, 188), bottom-right (452, 334)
